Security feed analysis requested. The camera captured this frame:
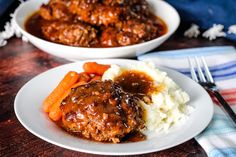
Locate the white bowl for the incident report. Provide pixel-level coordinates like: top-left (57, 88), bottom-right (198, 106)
top-left (14, 0), bottom-right (180, 61)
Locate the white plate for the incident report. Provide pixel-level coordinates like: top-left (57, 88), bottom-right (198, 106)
top-left (13, 0), bottom-right (180, 60)
top-left (14, 59), bottom-right (213, 155)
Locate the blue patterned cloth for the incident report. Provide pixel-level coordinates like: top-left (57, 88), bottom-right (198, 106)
top-left (0, 0), bottom-right (14, 18)
top-left (166, 0), bottom-right (236, 41)
top-left (138, 46), bottom-right (236, 157)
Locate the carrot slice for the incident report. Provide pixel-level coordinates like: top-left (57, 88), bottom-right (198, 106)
top-left (90, 75), bottom-right (102, 82)
top-left (43, 71), bottom-right (79, 113)
top-left (48, 74), bottom-right (90, 121)
top-left (79, 72), bottom-right (91, 82)
top-left (83, 62), bottom-right (110, 75)
top-left (48, 89), bottom-right (71, 121)
top-left (72, 80), bottom-right (87, 88)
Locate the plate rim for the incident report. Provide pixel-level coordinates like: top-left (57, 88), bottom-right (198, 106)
top-left (14, 59), bottom-right (214, 155)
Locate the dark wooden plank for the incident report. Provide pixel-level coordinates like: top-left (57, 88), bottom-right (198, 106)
top-left (1, 29), bottom-right (235, 157)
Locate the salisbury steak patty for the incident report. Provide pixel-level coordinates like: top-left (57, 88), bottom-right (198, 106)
top-left (60, 80), bottom-right (144, 143)
top-left (41, 21), bottom-right (98, 47)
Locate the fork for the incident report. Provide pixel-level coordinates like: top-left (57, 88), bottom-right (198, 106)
top-left (188, 56), bottom-right (236, 125)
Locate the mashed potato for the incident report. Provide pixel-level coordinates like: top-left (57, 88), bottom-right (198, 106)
top-left (102, 62), bottom-right (191, 133)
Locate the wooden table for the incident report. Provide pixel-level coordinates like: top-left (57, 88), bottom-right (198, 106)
top-left (1, 28), bottom-right (236, 157)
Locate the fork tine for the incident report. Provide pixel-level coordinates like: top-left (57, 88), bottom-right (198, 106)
top-left (200, 57), bottom-right (214, 83)
top-left (188, 57), bottom-right (199, 82)
top-left (194, 57), bottom-right (206, 82)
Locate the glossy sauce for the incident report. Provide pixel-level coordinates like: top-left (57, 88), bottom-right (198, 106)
top-left (115, 70), bottom-right (154, 98)
top-left (57, 80), bottom-right (145, 143)
top-left (25, 12), bottom-right (168, 47)
top-left (121, 131), bottom-right (146, 142)
top-left (25, 12), bottom-right (45, 39)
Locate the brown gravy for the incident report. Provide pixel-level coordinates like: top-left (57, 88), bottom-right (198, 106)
top-left (25, 12), bottom-right (168, 47)
top-left (115, 70), bottom-right (154, 98)
top-left (25, 12), bottom-right (45, 39)
top-left (121, 131), bottom-right (146, 143)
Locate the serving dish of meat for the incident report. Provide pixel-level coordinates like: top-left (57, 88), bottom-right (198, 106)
top-left (25, 0), bottom-right (167, 47)
top-left (14, 59), bottom-right (213, 155)
top-left (13, 0), bottom-right (180, 60)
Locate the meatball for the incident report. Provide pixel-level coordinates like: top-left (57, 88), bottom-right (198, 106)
top-left (60, 80), bottom-right (144, 143)
top-left (100, 27), bottom-right (119, 47)
top-left (69, 1), bottom-right (122, 26)
top-left (116, 31), bottom-right (140, 46)
top-left (100, 26), bottom-right (142, 47)
top-left (102, 0), bottom-right (143, 6)
top-left (41, 21), bottom-right (98, 47)
top-left (39, 0), bottom-right (72, 21)
top-left (121, 20), bottom-right (159, 40)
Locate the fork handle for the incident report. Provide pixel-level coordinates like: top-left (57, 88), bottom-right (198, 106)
top-left (212, 90), bottom-right (236, 125)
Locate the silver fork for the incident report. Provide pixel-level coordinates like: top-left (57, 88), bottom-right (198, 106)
top-left (188, 57), bottom-right (236, 125)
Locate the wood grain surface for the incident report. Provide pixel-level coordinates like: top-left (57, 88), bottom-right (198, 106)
top-left (1, 28), bottom-right (236, 157)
